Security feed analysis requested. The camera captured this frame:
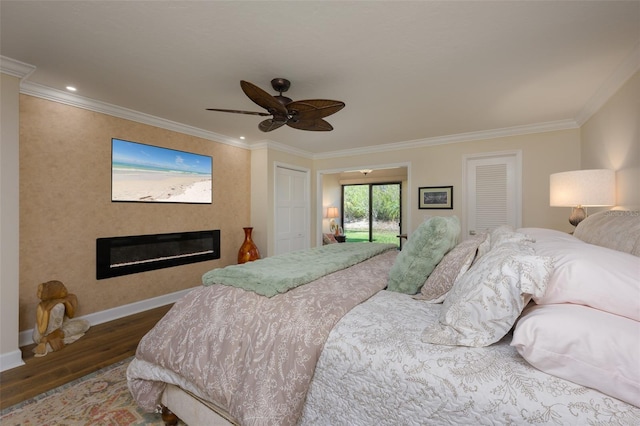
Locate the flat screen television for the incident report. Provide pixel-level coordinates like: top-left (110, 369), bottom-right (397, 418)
top-left (111, 138), bottom-right (212, 204)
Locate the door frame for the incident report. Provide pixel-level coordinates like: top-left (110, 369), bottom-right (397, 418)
top-left (274, 162), bottom-right (311, 254)
top-left (461, 150), bottom-right (522, 239)
top-left (341, 181), bottom-right (403, 244)
top-left (317, 162), bottom-right (411, 246)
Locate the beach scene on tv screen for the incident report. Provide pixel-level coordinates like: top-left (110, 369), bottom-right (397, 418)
top-left (111, 138), bottom-right (212, 203)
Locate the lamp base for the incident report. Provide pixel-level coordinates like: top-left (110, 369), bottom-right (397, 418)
top-left (568, 206), bottom-right (586, 227)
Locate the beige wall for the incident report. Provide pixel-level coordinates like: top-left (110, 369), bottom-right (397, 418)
top-left (18, 95), bottom-right (251, 331)
top-left (581, 71), bottom-right (639, 209)
top-left (1, 73), bottom-right (22, 368)
top-left (321, 173), bottom-right (342, 234)
top-left (315, 129), bottom-right (581, 235)
top-left (250, 147), bottom-right (269, 255)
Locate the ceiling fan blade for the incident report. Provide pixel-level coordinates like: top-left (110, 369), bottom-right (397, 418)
top-left (287, 99), bottom-right (345, 120)
top-left (206, 108), bottom-right (270, 116)
top-left (286, 118), bottom-right (334, 132)
top-left (240, 80), bottom-right (288, 115)
top-left (259, 119), bottom-right (286, 132)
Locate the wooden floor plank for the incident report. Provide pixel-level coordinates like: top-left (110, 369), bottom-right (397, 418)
top-left (0, 304), bottom-right (171, 410)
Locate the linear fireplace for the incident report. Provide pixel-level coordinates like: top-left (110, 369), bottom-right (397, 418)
top-left (96, 230), bottom-right (220, 279)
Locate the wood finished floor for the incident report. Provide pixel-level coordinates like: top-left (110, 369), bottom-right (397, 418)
top-left (0, 304), bottom-right (172, 410)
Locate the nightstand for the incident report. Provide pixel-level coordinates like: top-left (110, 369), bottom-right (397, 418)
top-left (335, 235), bottom-right (347, 243)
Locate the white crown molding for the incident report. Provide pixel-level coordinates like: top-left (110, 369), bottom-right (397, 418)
top-left (0, 55), bottom-right (36, 80)
top-left (17, 80), bottom-right (581, 161)
top-left (10, 60), bottom-right (580, 162)
top-left (312, 119), bottom-right (579, 160)
top-left (575, 43), bottom-right (640, 126)
top-left (19, 81), bottom-right (250, 150)
top-left (13, 49), bottom-right (630, 161)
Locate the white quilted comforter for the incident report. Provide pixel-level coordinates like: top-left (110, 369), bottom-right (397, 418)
top-left (300, 290), bottom-right (640, 426)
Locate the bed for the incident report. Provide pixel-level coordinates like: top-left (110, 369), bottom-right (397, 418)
top-left (127, 212), bottom-right (640, 425)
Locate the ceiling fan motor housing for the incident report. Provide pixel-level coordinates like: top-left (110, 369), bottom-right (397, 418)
top-left (271, 78), bottom-right (291, 93)
top-left (271, 78), bottom-right (292, 106)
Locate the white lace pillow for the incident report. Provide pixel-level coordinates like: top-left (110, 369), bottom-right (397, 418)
top-left (422, 241), bottom-right (553, 347)
top-left (414, 234), bottom-right (486, 303)
top-left (474, 225), bottom-right (532, 263)
top-left (489, 225), bottom-right (534, 249)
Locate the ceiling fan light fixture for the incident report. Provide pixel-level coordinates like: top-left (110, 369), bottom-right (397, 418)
top-left (206, 78), bottom-right (345, 133)
top-left (359, 169), bottom-right (373, 176)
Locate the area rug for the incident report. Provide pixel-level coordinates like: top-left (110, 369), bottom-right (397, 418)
top-left (0, 357), bottom-right (178, 426)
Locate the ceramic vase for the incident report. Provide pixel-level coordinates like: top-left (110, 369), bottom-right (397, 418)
top-left (237, 227), bottom-right (260, 264)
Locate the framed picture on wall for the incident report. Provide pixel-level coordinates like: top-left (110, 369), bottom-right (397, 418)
top-left (419, 186), bottom-right (453, 209)
top-left (111, 138), bottom-right (212, 204)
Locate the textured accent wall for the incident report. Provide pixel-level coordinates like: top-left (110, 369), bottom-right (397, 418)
top-left (18, 95), bottom-right (251, 331)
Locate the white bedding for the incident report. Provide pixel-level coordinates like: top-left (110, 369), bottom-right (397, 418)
top-left (130, 212), bottom-right (640, 425)
top-left (301, 290), bottom-right (640, 425)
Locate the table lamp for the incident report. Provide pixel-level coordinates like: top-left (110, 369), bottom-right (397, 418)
top-left (550, 169), bottom-right (615, 226)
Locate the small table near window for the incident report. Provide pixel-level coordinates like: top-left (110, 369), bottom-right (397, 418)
top-left (335, 235), bottom-right (347, 243)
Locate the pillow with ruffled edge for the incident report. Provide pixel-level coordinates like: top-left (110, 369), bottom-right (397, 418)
top-left (387, 216), bottom-right (460, 295)
top-left (490, 225), bottom-right (534, 248)
top-left (414, 233), bottom-right (486, 303)
top-left (474, 225), bottom-right (534, 263)
top-left (421, 241), bottom-right (553, 347)
top-left (512, 303), bottom-right (640, 407)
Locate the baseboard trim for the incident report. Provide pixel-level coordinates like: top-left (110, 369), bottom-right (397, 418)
top-left (0, 349), bottom-right (26, 372)
top-left (18, 287), bottom-right (195, 348)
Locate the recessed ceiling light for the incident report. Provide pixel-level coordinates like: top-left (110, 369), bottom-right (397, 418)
top-left (66, 86), bottom-right (77, 92)
top-left (239, 136), bottom-right (245, 140)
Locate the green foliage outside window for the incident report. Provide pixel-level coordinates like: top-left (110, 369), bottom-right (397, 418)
top-left (343, 183), bottom-right (400, 245)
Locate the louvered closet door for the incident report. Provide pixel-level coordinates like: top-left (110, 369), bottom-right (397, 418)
top-left (465, 152), bottom-right (521, 238)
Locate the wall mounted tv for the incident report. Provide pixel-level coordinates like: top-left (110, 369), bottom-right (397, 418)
top-left (111, 138), bottom-right (212, 204)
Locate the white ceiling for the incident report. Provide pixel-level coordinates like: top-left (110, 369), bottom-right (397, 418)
top-left (1, 1), bottom-right (638, 157)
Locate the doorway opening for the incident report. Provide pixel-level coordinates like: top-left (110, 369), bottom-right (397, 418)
top-left (342, 182), bottom-right (401, 247)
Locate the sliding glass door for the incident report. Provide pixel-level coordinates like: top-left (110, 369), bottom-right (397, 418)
top-left (342, 182), bottom-right (401, 246)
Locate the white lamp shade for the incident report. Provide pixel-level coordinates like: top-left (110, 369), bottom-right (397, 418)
top-left (550, 169), bottom-right (615, 207)
top-left (326, 207), bottom-right (339, 218)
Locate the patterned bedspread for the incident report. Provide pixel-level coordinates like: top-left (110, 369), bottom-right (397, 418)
top-left (300, 290), bottom-right (640, 425)
top-left (127, 249), bottom-right (397, 426)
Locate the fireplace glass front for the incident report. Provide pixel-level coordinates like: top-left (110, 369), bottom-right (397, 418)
top-left (96, 230), bottom-right (220, 279)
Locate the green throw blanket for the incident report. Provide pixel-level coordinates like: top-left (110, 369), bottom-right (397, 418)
top-left (202, 242), bottom-right (396, 297)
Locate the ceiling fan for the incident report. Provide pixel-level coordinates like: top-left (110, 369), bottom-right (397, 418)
top-left (207, 78), bottom-right (345, 132)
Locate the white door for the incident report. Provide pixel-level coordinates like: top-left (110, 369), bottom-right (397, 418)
top-left (464, 152), bottom-right (521, 238)
top-left (275, 166), bottom-right (309, 255)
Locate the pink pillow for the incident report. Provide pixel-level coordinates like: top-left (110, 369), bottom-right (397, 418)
top-left (512, 303), bottom-right (640, 407)
top-left (522, 228), bottom-right (640, 321)
top-left (323, 233), bottom-right (338, 245)
top-left (415, 234), bottom-right (486, 303)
